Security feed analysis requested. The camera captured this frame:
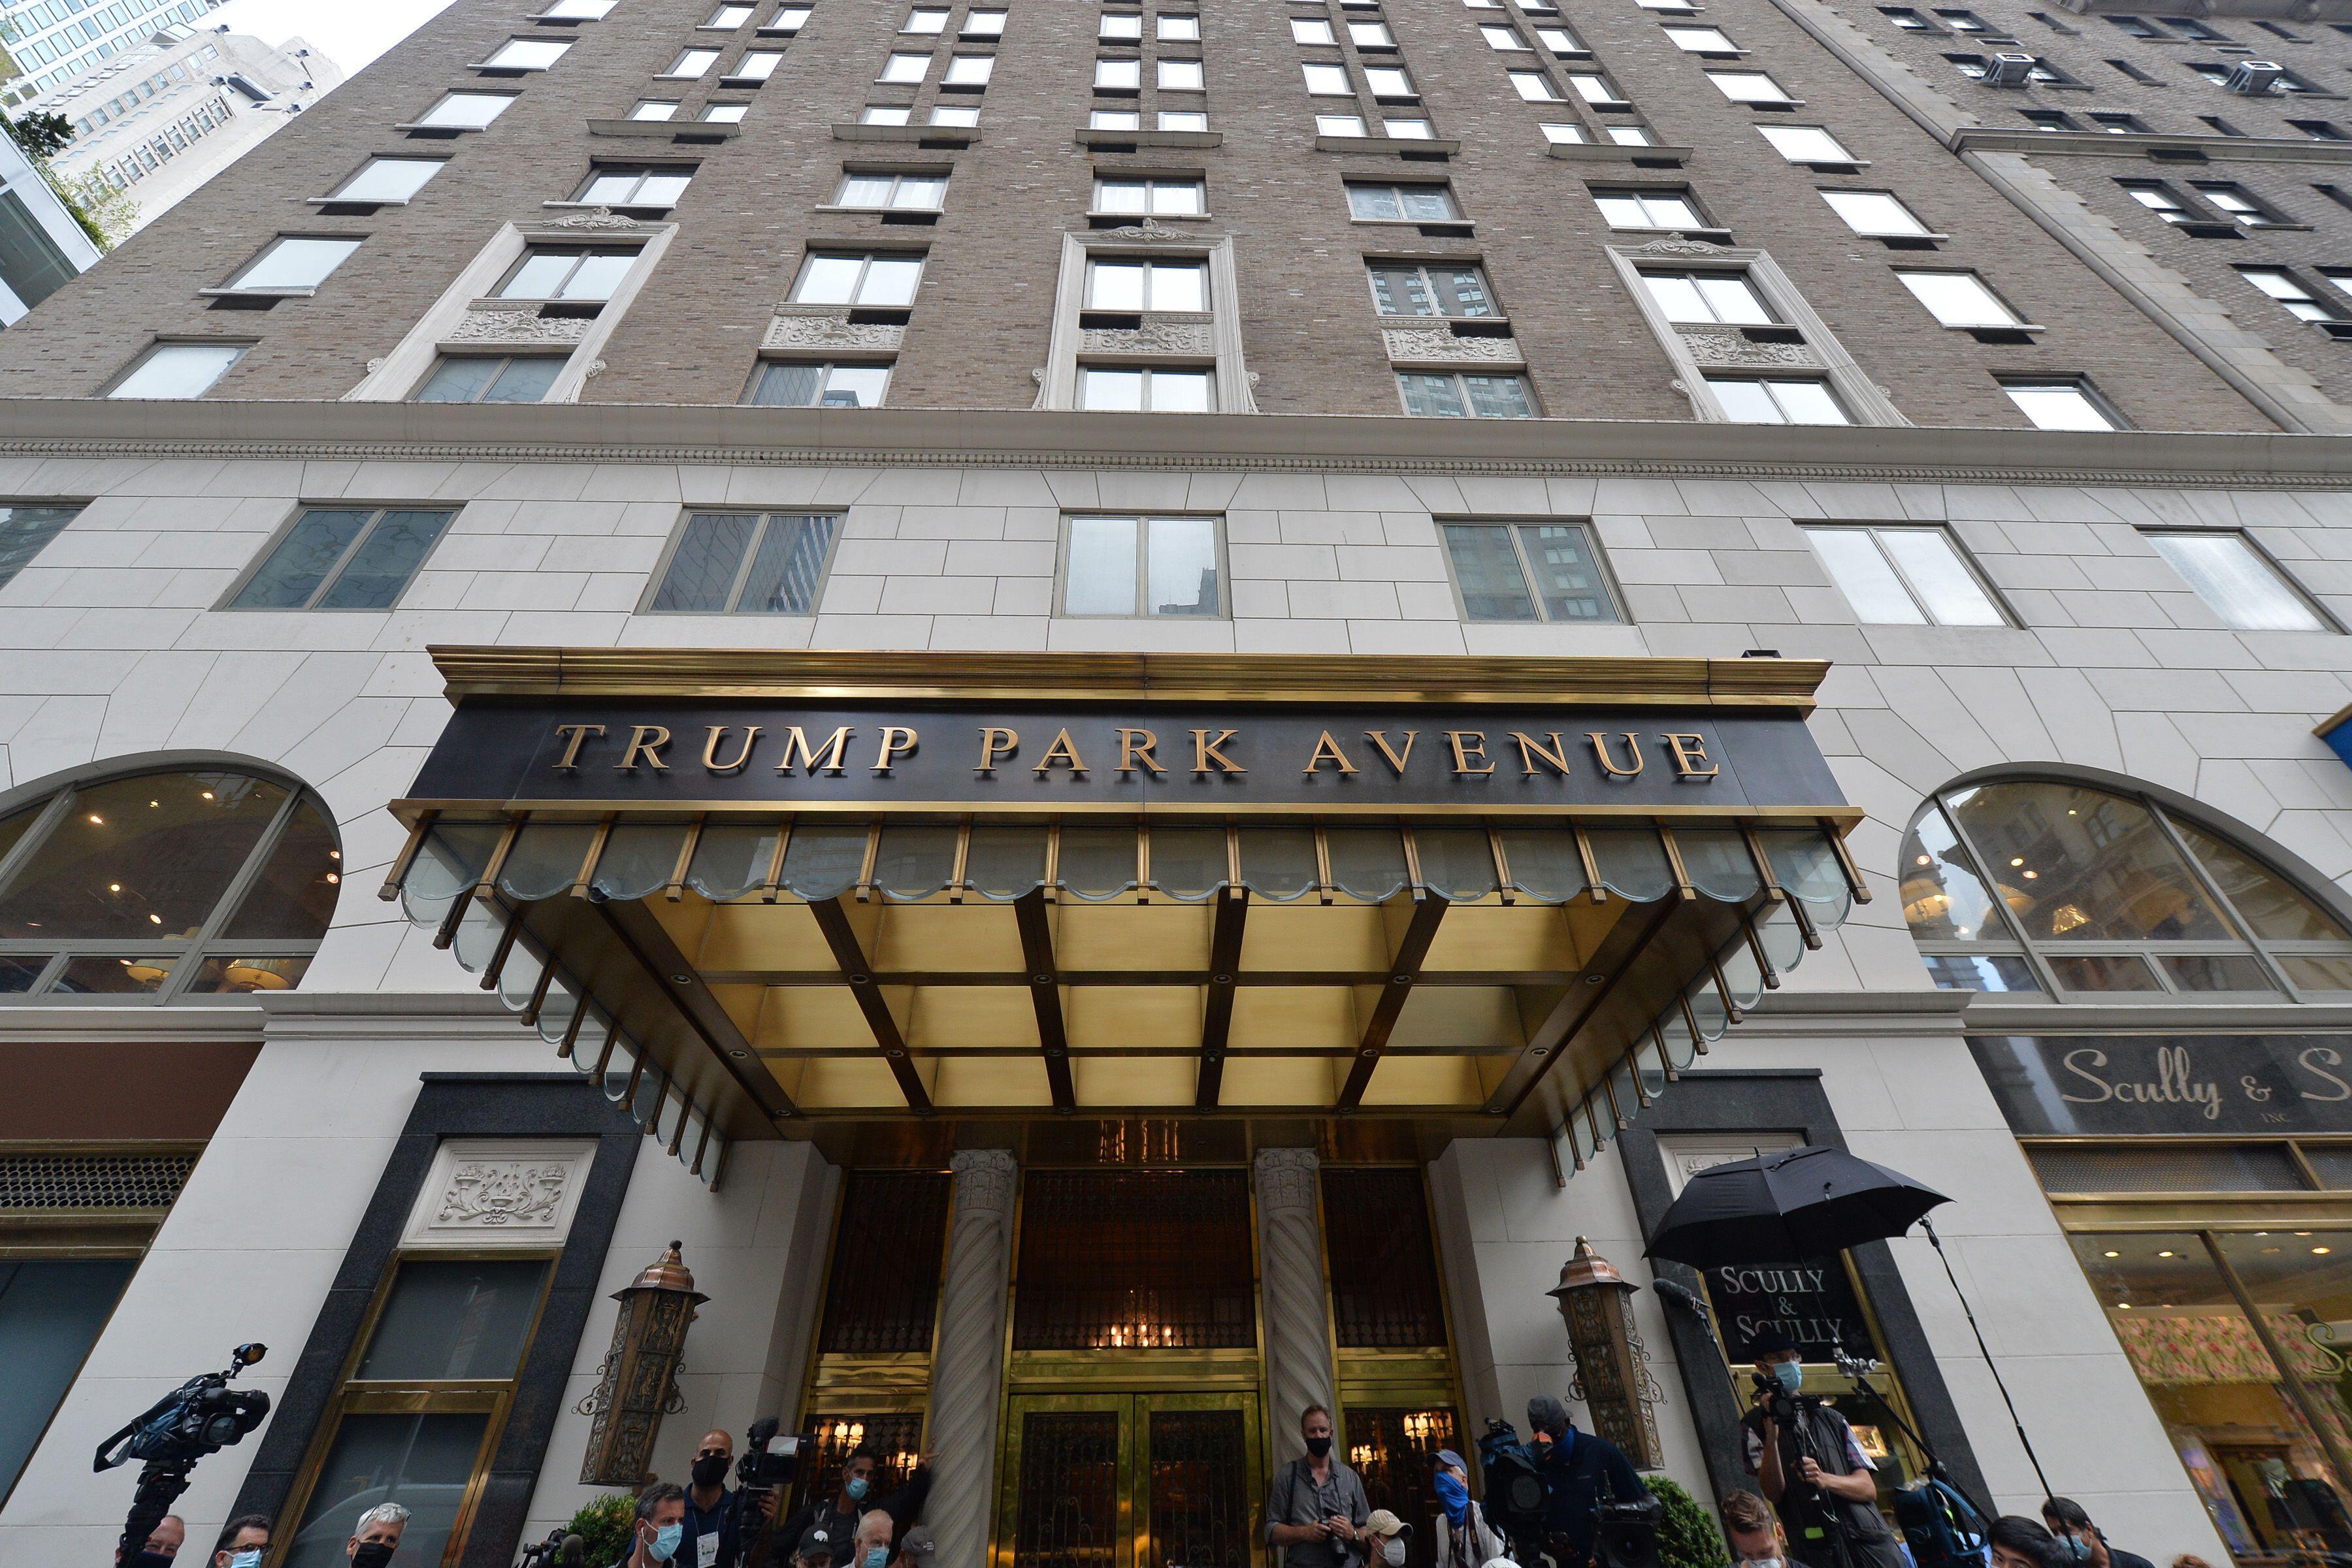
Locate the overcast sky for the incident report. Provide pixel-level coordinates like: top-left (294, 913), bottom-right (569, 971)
top-left (205, 0), bottom-right (459, 79)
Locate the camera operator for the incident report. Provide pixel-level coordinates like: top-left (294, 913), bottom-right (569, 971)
top-left (116, 1513), bottom-right (186, 1567)
top-left (347, 1502), bottom-right (409, 1567)
top-left (681, 1428), bottom-right (779, 1568)
top-left (212, 1517), bottom-right (270, 1568)
top-left (1524, 1394), bottom-right (1645, 1568)
top-left (777, 1445), bottom-right (934, 1560)
top-left (1740, 1331), bottom-right (1903, 1568)
top-left (1265, 1404), bottom-right (1369, 1568)
top-left (2039, 1498), bottom-right (2152, 1568)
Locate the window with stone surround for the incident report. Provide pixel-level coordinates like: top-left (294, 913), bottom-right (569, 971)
top-left (105, 342), bottom-right (247, 399)
top-left (412, 355), bottom-right (565, 404)
top-left (643, 511), bottom-right (842, 613)
top-left (745, 359), bottom-right (894, 407)
top-left (1058, 514), bottom-right (1226, 616)
top-left (1037, 234), bottom-right (1252, 411)
top-left (1802, 523), bottom-right (2008, 625)
top-left (2144, 531), bottom-right (2336, 633)
top-left (0, 503), bottom-right (82, 592)
top-left (226, 506), bottom-right (459, 611)
top-left (1396, 370), bottom-right (1537, 417)
top-left (1438, 521), bottom-right (1622, 621)
top-left (2000, 377), bottom-right (2121, 431)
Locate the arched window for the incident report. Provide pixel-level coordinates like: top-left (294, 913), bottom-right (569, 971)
top-left (1901, 776), bottom-right (2352, 1000)
top-left (0, 764), bottom-right (342, 1001)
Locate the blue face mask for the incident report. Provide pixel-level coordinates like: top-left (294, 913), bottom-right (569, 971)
top-left (229, 1554), bottom-right (263, 1568)
top-left (2056, 1537), bottom-right (2093, 1564)
top-left (864, 1548), bottom-right (889, 1568)
top-left (649, 1523), bottom-right (685, 1563)
top-left (1772, 1361), bottom-right (1804, 1397)
top-left (1433, 1469), bottom-right (1469, 1525)
top-left (845, 1477), bottom-right (871, 1502)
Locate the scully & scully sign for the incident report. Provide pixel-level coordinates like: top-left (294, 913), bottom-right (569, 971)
top-left (406, 699), bottom-right (1848, 814)
top-left (1971, 1034), bottom-right (2352, 1136)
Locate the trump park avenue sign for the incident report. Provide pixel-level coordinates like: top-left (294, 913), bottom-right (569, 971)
top-left (406, 698), bottom-right (1848, 813)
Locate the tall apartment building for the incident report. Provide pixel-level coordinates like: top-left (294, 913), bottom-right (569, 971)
top-left (7, 0), bottom-right (2352, 1565)
top-left (0, 0), bottom-right (221, 104)
top-left (0, 106), bottom-right (97, 320)
top-left (23, 26), bottom-right (342, 232)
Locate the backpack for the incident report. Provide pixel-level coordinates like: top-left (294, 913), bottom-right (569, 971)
top-left (1891, 1479), bottom-right (1990, 1568)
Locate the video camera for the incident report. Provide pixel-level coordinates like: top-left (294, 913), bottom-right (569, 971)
top-left (1475, 1418), bottom-right (1549, 1541)
top-left (95, 1343), bottom-right (270, 1474)
top-left (738, 1416), bottom-right (819, 1494)
top-left (517, 1528), bottom-right (587, 1568)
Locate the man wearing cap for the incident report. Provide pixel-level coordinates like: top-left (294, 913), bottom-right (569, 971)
top-left (1742, 1329), bottom-right (1904, 1568)
top-left (1362, 1511), bottom-right (1413, 1568)
top-left (791, 1526), bottom-right (838, 1568)
top-left (1431, 1449), bottom-right (1503, 1568)
top-left (1527, 1393), bottom-right (1646, 1567)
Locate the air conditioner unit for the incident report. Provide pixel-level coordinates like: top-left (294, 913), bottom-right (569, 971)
top-left (1983, 52), bottom-right (2038, 85)
top-left (2227, 59), bottom-right (2283, 95)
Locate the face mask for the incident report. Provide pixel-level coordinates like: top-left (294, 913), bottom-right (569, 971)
top-left (1380, 1541), bottom-right (1406, 1566)
top-left (650, 1524), bottom-right (684, 1563)
top-left (1737, 1558), bottom-right (1786, 1568)
top-left (135, 1554), bottom-right (177, 1568)
top-left (1305, 1436), bottom-right (1333, 1458)
top-left (1433, 1472), bottom-right (1469, 1514)
top-left (229, 1554), bottom-right (264, 1568)
top-left (693, 1456), bottom-right (730, 1489)
top-left (2055, 1538), bottom-right (2092, 1563)
top-left (845, 1477), bottom-right (871, 1502)
top-left (1772, 1362), bottom-right (1804, 1397)
top-left (863, 1549), bottom-right (889, 1568)
top-left (353, 1545), bottom-right (395, 1568)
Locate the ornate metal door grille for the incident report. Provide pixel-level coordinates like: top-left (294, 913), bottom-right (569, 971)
top-left (1344, 1406), bottom-right (1458, 1567)
top-left (1322, 1169), bottom-right (1447, 1348)
top-left (1014, 1170), bottom-right (1255, 1350)
top-left (784, 1413), bottom-right (925, 1526)
top-left (1146, 1409), bottom-right (1250, 1568)
top-left (816, 1169), bottom-right (951, 1353)
top-left (1013, 1411), bottom-right (1122, 1568)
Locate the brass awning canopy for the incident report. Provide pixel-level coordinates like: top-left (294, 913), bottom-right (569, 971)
top-left (379, 649), bottom-right (1863, 1184)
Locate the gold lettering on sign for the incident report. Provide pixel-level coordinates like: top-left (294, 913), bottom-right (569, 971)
top-left (975, 727), bottom-right (1019, 775)
top-left (776, 725), bottom-right (853, 776)
top-left (1662, 732), bottom-right (1718, 780)
top-left (1117, 728), bottom-right (1166, 776)
top-left (553, 723), bottom-right (606, 772)
top-left (1445, 730), bottom-right (1495, 776)
top-left (1303, 730), bottom-right (1359, 776)
top-left (1191, 728), bottom-right (1246, 776)
top-left (702, 725), bottom-right (762, 774)
top-left (616, 725), bottom-right (672, 771)
top-left (1510, 732), bottom-right (1573, 778)
top-left (872, 726), bottom-right (919, 774)
top-left (1034, 728), bottom-right (1089, 776)
top-left (1588, 732), bottom-right (1644, 779)
top-left (1364, 730), bottom-right (1417, 776)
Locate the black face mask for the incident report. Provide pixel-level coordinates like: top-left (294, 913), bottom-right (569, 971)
top-left (1305, 1437), bottom-right (1332, 1458)
top-left (693, 1456), bottom-right (730, 1489)
top-left (132, 1552), bottom-right (177, 1568)
top-left (351, 1544), bottom-right (395, 1568)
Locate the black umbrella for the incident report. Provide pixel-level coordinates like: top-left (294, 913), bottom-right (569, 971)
top-left (1644, 1144), bottom-right (1950, 1267)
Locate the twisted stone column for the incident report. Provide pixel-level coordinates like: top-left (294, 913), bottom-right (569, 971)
top-left (924, 1149), bottom-right (1018, 1568)
top-left (1256, 1147), bottom-right (1339, 1462)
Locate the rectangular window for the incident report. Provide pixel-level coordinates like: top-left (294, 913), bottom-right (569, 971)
top-left (1292, 17), bottom-right (1335, 43)
top-left (1665, 24), bottom-right (1739, 50)
top-left (647, 512), bottom-right (840, 613)
top-left (769, 6), bottom-right (813, 30)
top-left (1160, 110), bottom-right (1209, 131)
top-left (902, 7), bottom-right (949, 31)
top-left (329, 158), bottom-right (443, 203)
top-left (1397, 370), bottom-right (1537, 417)
top-left (1060, 514), bottom-right (1223, 616)
top-left (1347, 182), bottom-right (1462, 221)
top-left (1539, 122), bottom-right (1586, 144)
top-left (706, 3), bottom-right (754, 24)
top-left (1158, 59), bottom-right (1203, 90)
top-left (791, 250), bottom-right (924, 306)
top-left (2123, 181), bottom-right (2193, 224)
top-left (1592, 188), bottom-right (1703, 230)
top-left (704, 103), bottom-right (750, 123)
top-left (544, 0), bottom-right (617, 14)
top-left (2146, 531), bottom-right (2329, 632)
top-left (2090, 111), bottom-right (2146, 133)
top-left (226, 236), bottom-right (360, 292)
top-left (879, 52), bottom-right (929, 82)
top-left (1086, 257), bottom-right (1207, 312)
top-left (578, 166), bottom-right (694, 207)
top-left (745, 359), bottom-right (892, 406)
top-left (1365, 65), bottom-right (1416, 97)
top-left (413, 355), bottom-right (563, 404)
top-left (1076, 365), bottom-right (1215, 411)
top-left (942, 54), bottom-right (993, 85)
top-left (1319, 112), bottom-right (1368, 136)
top-left (1368, 261), bottom-right (1495, 318)
top-left (1803, 524), bottom-right (2006, 625)
top-left (498, 247), bottom-right (637, 301)
top-left (929, 104), bottom-right (980, 126)
top-left (482, 37), bottom-right (569, 69)
top-left (1094, 177), bottom-right (1203, 216)
top-left (630, 100), bottom-right (680, 121)
top-left (2194, 183), bottom-right (2289, 227)
top-left (2002, 378), bottom-right (2119, 431)
top-left (0, 503), bottom-right (82, 589)
top-left (107, 342), bottom-right (244, 399)
top-left (1705, 377), bottom-right (1847, 424)
top-left (1509, 71), bottom-right (1563, 101)
top-left (416, 91), bottom-right (515, 129)
top-left (1882, 7), bottom-right (1932, 27)
top-left (964, 9), bottom-right (1007, 34)
top-left (1439, 521), bottom-right (1620, 622)
top-left (1639, 269), bottom-right (1772, 325)
top-left (1096, 57), bottom-right (1142, 90)
top-left (2240, 267), bottom-right (2338, 324)
top-left (1159, 14), bottom-right (1200, 40)
top-left (1897, 269), bottom-right (2024, 327)
top-left (1708, 70), bottom-right (1793, 103)
top-left (281, 1259), bottom-right (552, 1568)
top-left (730, 49), bottom-right (783, 79)
top-left (1350, 20), bottom-right (1396, 46)
top-left (1303, 61), bottom-right (1353, 95)
top-left (1482, 24), bottom-right (1531, 48)
top-left (227, 506), bottom-right (457, 610)
top-left (1820, 189), bottom-right (1931, 237)
top-left (1092, 108), bottom-right (1141, 129)
top-left (1103, 12), bottom-right (1143, 39)
top-left (835, 171), bottom-right (948, 210)
top-left (862, 104), bottom-right (911, 124)
top-left (661, 46), bottom-right (721, 76)
top-left (1757, 123), bottom-right (1854, 163)
top-left (0, 1260), bottom-right (135, 1510)
top-left (1566, 71), bottom-right (1625, 105)
top-left (1536, 25), bottom-right (1583, 53)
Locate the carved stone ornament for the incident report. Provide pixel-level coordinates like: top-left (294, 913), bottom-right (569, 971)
top-left (545, 205), bottom-right (643, 231)
top-left (400, 1137), bottom-right (598, 1250)
top-left (1254, 1147), bottom-right (1320, 1212)
top-left (1676, 324), bottom-right (1821, 369)
top-left (451, 301), bottom-right (591, 346)
top-left (1380, 325), bottom-right (1525, 367)
top-left (1079, 318), bottom-right (1214, 357)
top-left (1085, 217), bottom-right (1203, 244)
top-left (763, 311), bottom-right (907, 352)
top-left (1629, 236), bottom-right (1727, 257)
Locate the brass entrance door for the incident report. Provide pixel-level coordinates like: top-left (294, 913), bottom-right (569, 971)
top-left (998, 1393), bottom-right (1262, 1568)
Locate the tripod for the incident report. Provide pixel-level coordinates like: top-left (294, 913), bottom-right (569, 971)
top-left (1831, 1348), bottom-right (1996, 1538)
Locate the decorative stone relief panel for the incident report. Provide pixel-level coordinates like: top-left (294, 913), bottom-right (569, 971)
top-left (762, 311), bottom-right (907, 352)
top-left (451, 302), bottom-right (592, 347)
top-left (1674, 325), bottom-right (1822, 370)
top-left (400, 1137), bottom-right (599, 1250)
top-left (1078, 318), bottom-right (1215, 357)
top-left (1380, 326), bottom-right (1526, 367)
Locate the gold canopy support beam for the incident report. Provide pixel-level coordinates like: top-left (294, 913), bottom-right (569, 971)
top-left (1013, 887), bottom-right (1077, 1112)
top-left (1336, 889), bottom-right (1450, 1109)
top-left (809, 895), bottom-right (935, 1113)
top-left (1492, 896), bottom-right (1680, 1122)
top-left (589, 897), bottom-right (800, 1123)
top-left (1195, 885), bottom-right (1249, 1109)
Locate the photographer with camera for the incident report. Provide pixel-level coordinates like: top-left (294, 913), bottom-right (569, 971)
top-left (1265, 1404), bottom-right (1370, 1568)
top-left (1741, 1331), bottom-right (1903, 1568)
top-left (1524, 1394), bottom-right (1646, 1568)
top-left (1431, 1448), bottom-right (1503, 1568)
top-left (679, 1428), bottom-right (781, 1568)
